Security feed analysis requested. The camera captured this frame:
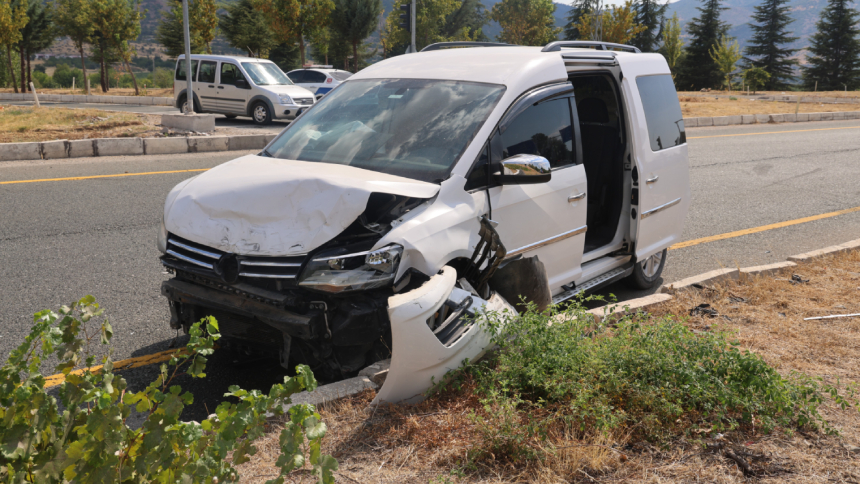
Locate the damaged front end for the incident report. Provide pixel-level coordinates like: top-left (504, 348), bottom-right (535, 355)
top-left (161, 192), bottom-right (433, 380)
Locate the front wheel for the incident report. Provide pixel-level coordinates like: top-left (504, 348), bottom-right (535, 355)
top-left (625, 248), bottom-right (667, 289)
top-left (251, 102), bottom-right (272, 125)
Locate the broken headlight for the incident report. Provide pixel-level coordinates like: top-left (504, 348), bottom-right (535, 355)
top-left (298, 244), bottom-right (403, 293)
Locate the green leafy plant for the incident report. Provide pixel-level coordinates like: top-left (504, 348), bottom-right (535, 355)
top-left (743, 66), bottom-right (772, 94)
top-left (0, 296), bottom-right (337, 483)
top-left (456, 298), bottom-right (857, 462)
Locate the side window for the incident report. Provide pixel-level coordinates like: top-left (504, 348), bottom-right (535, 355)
top-left (305, 71), bottom-right (327, 83)
top-left (198, 61), bottom-right (217, 83)
top-left (220, 63), bottom-right (244, 85)
top-left (287, 71), bottom-right (305, 83)
top-left (175, 60), bottom-right (198, 81)
top-left (499, 98), bottom-right (575, 169)
top-left (636, 74), bottom-right (686, 151)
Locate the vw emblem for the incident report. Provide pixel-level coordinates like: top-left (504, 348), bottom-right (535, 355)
top-left (214, 253), bottom-right (240, 284)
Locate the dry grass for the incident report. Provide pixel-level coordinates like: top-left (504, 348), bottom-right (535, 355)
top-left (0, 106), bottom-right (162, 143)
top-left (235, 250), bottom-right (860, 483)
top-left (679, 96), bottom-right (860, 117)
top-left (0, 87), bottom-right (174, 98)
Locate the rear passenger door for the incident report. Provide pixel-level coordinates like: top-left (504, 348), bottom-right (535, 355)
top-left (196, 61), bottom-right (219, 111)
top-left (485, 89), bottom-right (588, 292)
top-left (616, 55), bottom-right (690, 260)
top-left (217, 62), bottom-right (250, 114)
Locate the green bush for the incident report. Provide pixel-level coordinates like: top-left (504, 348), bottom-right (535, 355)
top-left (0, 296), bottom-right (337, 483)
top-left (51, 64), bottom-right (85, 89)
top-left (460, 300), bottom-right (857, 448)
top-left (31, 71), bottom-right (56, 89)
top-left (153, 68), bottom-right (174, 89)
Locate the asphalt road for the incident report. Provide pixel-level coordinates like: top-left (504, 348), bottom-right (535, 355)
top-left (2, 119), bottom-right (859, 421)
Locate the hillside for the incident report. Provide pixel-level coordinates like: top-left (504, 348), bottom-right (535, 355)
top-left (666, 0), bottom-right (824, 52)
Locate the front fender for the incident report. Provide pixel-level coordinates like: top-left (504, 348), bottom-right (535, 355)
top-left (373, 266), bottom-right (515, 405)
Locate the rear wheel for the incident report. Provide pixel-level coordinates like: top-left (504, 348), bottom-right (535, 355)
top-left (251, 101), bottom-right (272, 125)
top-left (625, 249), bottom-right (667, 289)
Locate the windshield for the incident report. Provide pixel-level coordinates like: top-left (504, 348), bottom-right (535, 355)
top-left (242, 62), bottom-right (293, 86)
top-left (266, 79), bottom-right (505, 183)
top-left (330, 71), bottom-right (352, 81)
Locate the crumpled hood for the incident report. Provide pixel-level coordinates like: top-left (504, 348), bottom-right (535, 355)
top-left (165, 155), bottom-right (440, 256)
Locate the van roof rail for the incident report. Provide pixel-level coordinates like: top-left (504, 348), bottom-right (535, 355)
top-left (420, 42), bottom-right (515, 52)
top-left (542, 41), bottom-right (641, 53)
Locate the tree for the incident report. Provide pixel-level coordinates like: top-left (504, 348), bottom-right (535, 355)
top-left (156, 0), bottom-right (217, 57)
top-left (802, 0), bottom-right (860, 91)
top-left (254, 0), bottom-right (335, 67)
top-left (743, 0), bottom-right (797, 90)
top-left (743, 66), bottom-right (770, 93)
top-left (329, 0), bottom-right (380, 72)
top-left (574, 0), bottom-right (645, 44)
top-left (18, 0), bottom-right (54, 92)
top-left (52, 0), bottom-right (94, 93)
top-left (631, 0), bottom-right (668, 52)
top-left (91, 0), bottom-right (145, 95)
top-left (0, 0), bottom-right (27, 93)
top-left (220, 0), bottom-right (278, 57)
top-left (677, 0), bottom-right (728, 90)
top-left (443, 0), bottom-right (488, 41)
top-left (660, 11), bottom-right (683, 77)
top-left (564, 0), bottom-right (596, 40)
top-left (709, 35), bottom-right (741, 89)
top-left (490, 0), bottom-right (560, 46)
top-left (383, 0), bottom-right (473, 53)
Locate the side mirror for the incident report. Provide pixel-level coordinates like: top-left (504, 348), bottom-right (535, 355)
top-left (235, 78), bottom-right (249, 89)
top-left (496, 154), bottom-right (551, 185)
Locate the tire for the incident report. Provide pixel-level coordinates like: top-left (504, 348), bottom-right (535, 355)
top-left (178, 95), bottom-right (199, 114)
top-left (625, 248), bottom-right (667, 290)
top-left (251, 101), bottom-right (272, 125)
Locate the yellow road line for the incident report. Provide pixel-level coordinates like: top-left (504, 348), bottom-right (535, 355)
top-left (0, 168), bottom-right (208, 185)
top-left (688, 125), bottom-right (860, 139)
top-left (670, 205), bottom-right (860, 250)
top-left (43, 347), bottom-right (189, 388)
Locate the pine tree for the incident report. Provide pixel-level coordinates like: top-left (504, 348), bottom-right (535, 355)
top-left (563, 0), bottom-right (596, 40)
top-left (443, 0), bottom-right (488, 41)
top-left (18, 0), bottom-right (53, 92)
top-left (677, 0), bottom-right (728, 90)
top-left (631, 0), bottom-right (668, 52)
top-left (220, 0), bottom-right (278, 57)
top-left (743, 0), bottom-right (797, 90)
top-left (330, 0), bottom-right (380, 72)
top-left (155, 0), bottom-right (217, 58)
top-left (802, 0), bottom-right (860, 91)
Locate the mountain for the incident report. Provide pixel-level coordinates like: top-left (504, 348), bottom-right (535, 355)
top-left (665, 0), bottom-right (826, 52)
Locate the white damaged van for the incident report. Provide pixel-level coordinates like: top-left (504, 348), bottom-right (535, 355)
top-left (158, 41), bottom-right (690, 404)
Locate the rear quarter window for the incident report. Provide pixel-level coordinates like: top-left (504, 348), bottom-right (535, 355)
top-left (636, 75), bottom-right (686, 151)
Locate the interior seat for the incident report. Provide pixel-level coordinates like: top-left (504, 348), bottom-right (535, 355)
top-left (577, 97), bottom-right (622, 252)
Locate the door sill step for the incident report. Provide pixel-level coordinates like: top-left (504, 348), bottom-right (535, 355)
top-left (552, 265), bottom-right (633, 305)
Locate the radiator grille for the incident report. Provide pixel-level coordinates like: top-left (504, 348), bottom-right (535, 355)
top-left (166, 234), bottom-right (306, 280)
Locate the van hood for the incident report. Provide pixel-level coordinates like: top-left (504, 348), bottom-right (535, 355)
top-left (164, 155), bottom-right (440, 256)
top-left (260, 84), bottom-right (315, 99)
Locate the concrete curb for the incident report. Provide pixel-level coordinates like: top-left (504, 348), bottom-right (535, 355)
top-left (660, 268), bottom-right (739, 294)
top-left (587, 293), bottom-right (673, 321)
top-left (685, 110), bottom-right (860, 128)
top-left (0, 92), bottom-right (173, 106)
top-left (0, 134), bottom-right (273, 161)
top-left (739, 261), bottom-right (797, 277)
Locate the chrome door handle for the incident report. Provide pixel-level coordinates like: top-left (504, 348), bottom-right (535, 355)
top-left (646, 175), bottom-right (659, 184)
top-left (568, 192), bottom-right (586, 202)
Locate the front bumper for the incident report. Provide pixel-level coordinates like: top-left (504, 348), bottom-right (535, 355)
top-left (273, 102), bottom-right (312, 120)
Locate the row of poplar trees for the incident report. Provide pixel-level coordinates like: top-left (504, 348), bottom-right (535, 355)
top-left (157, 0), bottom-right (387, 72)
top-left (565, 0), bottom-right (860, 91)
top-left (0, 0), bottom-right (144, 93)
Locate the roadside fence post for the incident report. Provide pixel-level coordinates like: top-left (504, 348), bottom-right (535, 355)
top-left (30, 83), bottom-right (40, 108)
top-left (72, 77), bottom-right (75, 90)
top-left (86, 78), bottom-right (91, 96)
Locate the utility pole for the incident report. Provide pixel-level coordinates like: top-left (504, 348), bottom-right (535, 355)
top-left (182, 0), bottom-right (194, 114)
top-left (411, 0), bottom-right (416, 54)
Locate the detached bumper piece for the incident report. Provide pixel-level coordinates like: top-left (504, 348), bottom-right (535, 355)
top-left (373, 266), bottom-right (515, 405)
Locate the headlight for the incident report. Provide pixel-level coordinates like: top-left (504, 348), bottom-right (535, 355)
top-left (157, 217), bottom-right (168, 253)
top-left (298, 245), bottom-right (403, 293)
top-left (278, 94), bottom-right (294, 105)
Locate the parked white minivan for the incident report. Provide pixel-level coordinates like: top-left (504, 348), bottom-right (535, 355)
top-left (174, 54), bottom-right (316, 125)
top-left (159, 42), bottom-right (690, 404)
